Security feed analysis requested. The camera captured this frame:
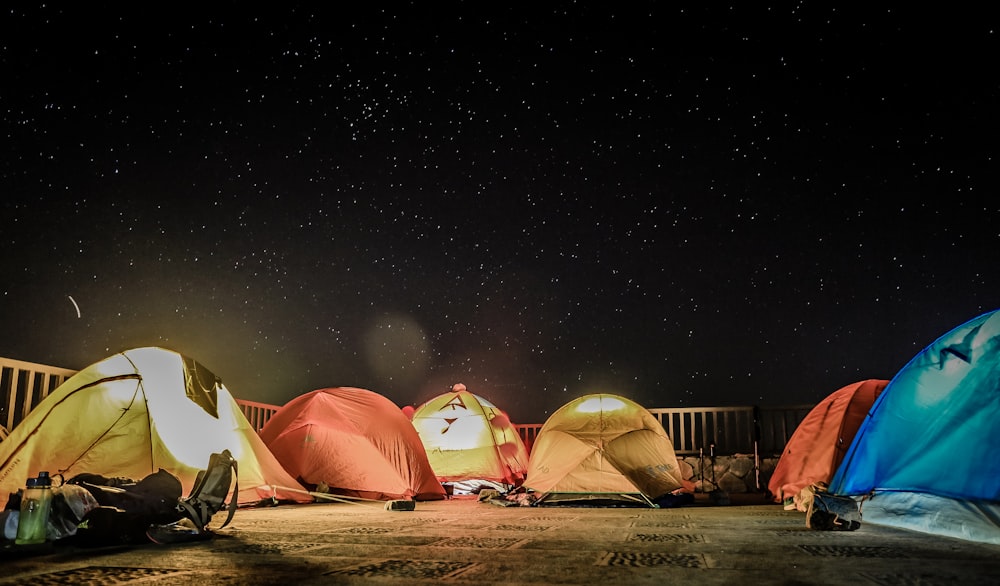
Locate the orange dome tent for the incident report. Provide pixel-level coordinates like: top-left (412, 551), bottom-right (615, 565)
top-left (768, 379), bottom-right (888, 509)
top-left (260, 387), bottom-right (446, 501)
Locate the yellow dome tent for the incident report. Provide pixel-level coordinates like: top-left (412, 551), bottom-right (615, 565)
top-left (524, 393), bottom-right (684, 506)
top-left (0, 347), bottom-right (310, 506)
top-left (410, 383), bottom-right (529, 488)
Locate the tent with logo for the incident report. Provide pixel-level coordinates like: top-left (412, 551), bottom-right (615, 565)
top-left (767, 379), bottom-right (888, 509)
top-left (260, 387), bottom-right (446, 501)
top-left (829, 309), bottom-right (1000, 544)
top-left (523, 393), bottom-right (684, 506)
top-left (0, 347), bottom-right (310, 506)
top-left (409, 384), bottom-right (529, 490)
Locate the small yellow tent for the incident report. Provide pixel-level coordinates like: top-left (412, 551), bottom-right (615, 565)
top-left (410, 384), bottom-right (529, 487)
top-left (524, 393), bottom-right (684, 506)
top-left (0, 347), bottom-right (309, 505)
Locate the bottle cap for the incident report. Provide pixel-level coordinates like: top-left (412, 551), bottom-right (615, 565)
top-left (27, 472), bottom-right (52, 488)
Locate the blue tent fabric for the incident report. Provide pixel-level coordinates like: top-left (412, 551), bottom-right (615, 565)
top-left (829, 309), bottom-right (1000, 543)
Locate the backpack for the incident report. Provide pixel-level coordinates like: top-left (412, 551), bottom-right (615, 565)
top-left (70, 450), bottom-right (239, 545)
top-left (176, 449), bottom-right (239, 534)
top-left (69, 469), bottom-right (186, 545)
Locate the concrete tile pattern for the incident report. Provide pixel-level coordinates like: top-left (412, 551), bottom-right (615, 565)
top-left (2, 497), bottom-right (999, 585)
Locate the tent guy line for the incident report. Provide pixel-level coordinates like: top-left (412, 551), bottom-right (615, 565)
top-left (273, 486), bottom-right (386, 508)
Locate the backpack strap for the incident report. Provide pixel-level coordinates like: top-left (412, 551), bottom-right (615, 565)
top-left (177, 450), bottom-right (239, 534)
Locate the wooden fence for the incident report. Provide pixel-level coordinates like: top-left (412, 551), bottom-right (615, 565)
top-left (225, 402), bottom-right (811, 456)
top-left (649, 405), bottom-right (812, 456)
top-left (1, 356), bottom-right (811, 455)
top-left (0, 357), bottom-right (77, 436)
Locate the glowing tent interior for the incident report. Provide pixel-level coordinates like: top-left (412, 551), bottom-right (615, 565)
top-left (523, 393), bottom-right (684, 506)
top-left (0, 347), bottom-right (310, 505)
top-left (409, 383), bottom-right (529, 489)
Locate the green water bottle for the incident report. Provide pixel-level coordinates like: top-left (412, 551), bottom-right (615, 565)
top-left (15, 471), bottom-right (53, 545)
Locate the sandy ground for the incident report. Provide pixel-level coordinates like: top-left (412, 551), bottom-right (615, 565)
top-left (2, 493), bottom-right (999, 585)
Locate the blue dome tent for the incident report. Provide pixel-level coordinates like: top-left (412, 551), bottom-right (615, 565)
top-left (829, 309), bottom-right (1000, 543)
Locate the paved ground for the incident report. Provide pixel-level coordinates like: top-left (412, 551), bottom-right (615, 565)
top-left (2, 492), bottom-right (999, 585)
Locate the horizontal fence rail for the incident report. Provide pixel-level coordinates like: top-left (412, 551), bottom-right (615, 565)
top-left (2, 356), bottom-right (813, 457)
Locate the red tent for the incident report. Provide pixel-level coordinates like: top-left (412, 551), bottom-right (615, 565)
top-left (768, 379), bottom-right (888, 508)
top-left (260, 387), bottom-right (446, 501)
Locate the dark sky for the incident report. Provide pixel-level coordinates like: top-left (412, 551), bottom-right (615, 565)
top-left (2, 4), bottom-right (997, 423)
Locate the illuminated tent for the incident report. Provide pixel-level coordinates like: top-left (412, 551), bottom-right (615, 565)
top-left (830, 309), bottom-right (1000, 544)
top-left (767, 379), bottom-right (888, 509)
top-left (409, 384), bottom-right (529, 487)
top-left (0, 347), bottom-right (310, 505)
top-left (524, 393), bottom-right (684, 506)
top-left (260, 387), bottom-right (446, 501)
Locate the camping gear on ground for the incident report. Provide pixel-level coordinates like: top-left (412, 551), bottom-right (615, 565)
top-left (2, 482), bottom-right (100, 544)
top-left (46, 484), bottom-right (100, 541)
top-left (804, 484), bottom-right (861, 531)
top-left (14, 472), bottom-right (53, 545)
top-left (260, 387), bottom-right (446, 501)
top-left (523, 393), bottom-right (685, 507)
top-left (0, 347), bottom-right (310, 507)
top-left (829, 308), bottom-right (1000, 544)
top-left (70, 450), bottom-right (238, 545)
top-left (768, 379), bottom-right (888, 511)
top-left (147, 449), bottom-right (239, 543)
top-left (409, 383), bottom-right (529, 490)
top-left (175, 448), bottom-right (239, 535)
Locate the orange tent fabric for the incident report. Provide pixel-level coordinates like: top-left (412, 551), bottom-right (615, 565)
top-left (260, 387), bottom-right (445, 501)
top-left (768, 379), bottom-right (888, 506)
top-left (410, 385), bottom-right (530, 486)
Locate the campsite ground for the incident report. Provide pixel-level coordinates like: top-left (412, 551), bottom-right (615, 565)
top-left (2, 493), bottom-right (999, 585)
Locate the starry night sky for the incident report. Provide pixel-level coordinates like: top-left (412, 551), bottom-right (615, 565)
top-left (2, 4), bottom-right (997, 423)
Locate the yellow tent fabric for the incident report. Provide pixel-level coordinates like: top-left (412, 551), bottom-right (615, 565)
top-left (0, 347), bottom-right (310, 505)
top-left (410, 385), bottom-right (529, 486)
top-left (524, 393), bottom-right (684, 506)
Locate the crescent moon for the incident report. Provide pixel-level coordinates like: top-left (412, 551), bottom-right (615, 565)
top-left (68, 295), bottom-right (81, 319)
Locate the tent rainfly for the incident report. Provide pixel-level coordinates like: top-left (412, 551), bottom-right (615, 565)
top-left (260, 387), bottom-right (446, 501)
top-left (767, 379), bottom-right (888, 510)
top-left (829, 309), bottom-right (1000, 544)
